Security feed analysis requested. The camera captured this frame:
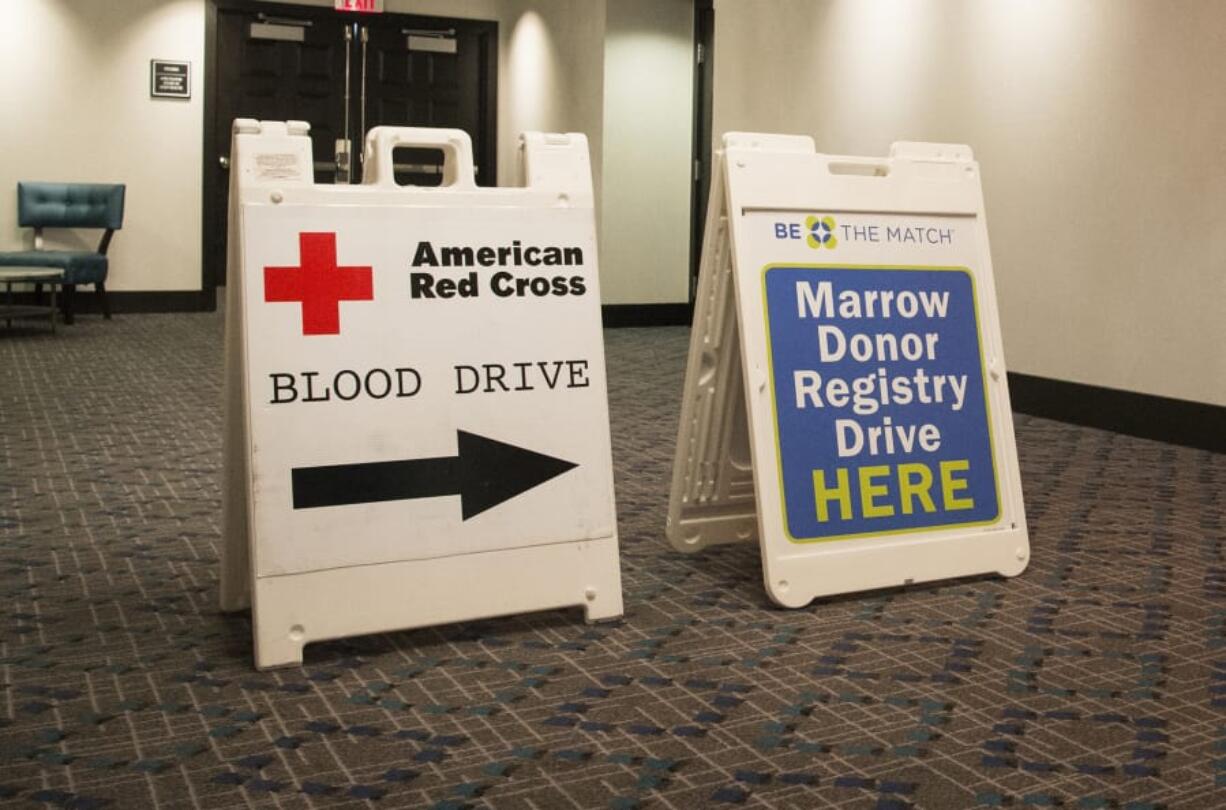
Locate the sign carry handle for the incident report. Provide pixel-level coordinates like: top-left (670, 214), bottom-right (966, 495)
top-left (361, 126), bottom-right (477, 189)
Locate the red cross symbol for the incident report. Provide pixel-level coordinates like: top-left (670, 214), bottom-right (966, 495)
top-left (264, 232), bottom-right (373, 336)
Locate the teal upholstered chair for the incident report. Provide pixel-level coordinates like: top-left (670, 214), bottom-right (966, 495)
top-left (0, 182), bottom-right (125, 324)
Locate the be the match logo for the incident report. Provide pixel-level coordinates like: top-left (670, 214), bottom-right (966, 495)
top-left (806, 215), bottom-right (838, 250)
top-left (773, 215), bottom-right (839, 249)
top-left (774, 215), bottom-right (955, 248)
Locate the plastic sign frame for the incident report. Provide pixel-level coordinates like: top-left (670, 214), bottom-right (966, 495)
top-left (667, 133), bottom-right (1029, 607)
top-left (220, 120), bottom-right (623, 669)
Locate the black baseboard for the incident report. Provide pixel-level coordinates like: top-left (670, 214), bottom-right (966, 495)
top-left (9, 290), bottom-right (216, 315)
top-left (24, 293), bottom-right (682, 324)
top-left (601, 303), bottom-right (692, 328)
top-left (1007, 372), bottom-right (1224, 454)
top-left (44, 296), bottom-right (693, 325)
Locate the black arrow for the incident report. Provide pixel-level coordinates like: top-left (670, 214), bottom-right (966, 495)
top-left (291, 430), bottom-right (578, 520)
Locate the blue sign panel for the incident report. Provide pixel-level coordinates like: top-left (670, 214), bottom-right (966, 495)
top-left (763, 265), bottom-right (999, 542)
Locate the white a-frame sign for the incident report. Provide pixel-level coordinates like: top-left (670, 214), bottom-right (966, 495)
top-left (668, 134), bottom-right (1029, 607)
top-left (221, 120), bottom-right (622, 669)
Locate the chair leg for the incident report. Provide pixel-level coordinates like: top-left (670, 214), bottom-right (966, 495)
top-left (32, 282), bottom-right (49, 331)
top-left (62, 284), bottom-right (75, 325)
top-left (98, 281), bottom-right (111, 320)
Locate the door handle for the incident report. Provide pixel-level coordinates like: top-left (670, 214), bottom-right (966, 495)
top-left (219, 155), bottom-right (230, 170)
top-left (359, 26), bottom-right (368, 168)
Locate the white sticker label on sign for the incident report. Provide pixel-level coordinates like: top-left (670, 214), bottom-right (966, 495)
top-left (255, 153), bottom-right (303, 181)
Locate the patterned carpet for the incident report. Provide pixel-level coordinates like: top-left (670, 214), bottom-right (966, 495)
top-left (1, 312), bottom-right (1224, 809)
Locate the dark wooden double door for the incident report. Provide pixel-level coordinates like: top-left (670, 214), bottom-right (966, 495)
top-left (206, 1), bottom-right (497, 287)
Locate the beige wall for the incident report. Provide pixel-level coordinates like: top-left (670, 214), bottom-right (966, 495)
top-left (712, 0), bottom-right (1226, 406)
top-left (0, 0), bottom-right (205, 292)
top-left (502, 0), bottom-right (607, 194)
top-left (599, 0), bottom-right (694, 305)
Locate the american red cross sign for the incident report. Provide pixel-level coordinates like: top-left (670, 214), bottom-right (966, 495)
top-left (264, 232), bottom-right (373, 336)
top-left (223, 122), bottom-right (622, 670)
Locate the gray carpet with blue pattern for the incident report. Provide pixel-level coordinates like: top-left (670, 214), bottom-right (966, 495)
top-left (1, 312), bottom-right (1224, 809)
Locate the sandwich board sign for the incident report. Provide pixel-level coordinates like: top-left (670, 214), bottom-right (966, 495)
top-left (221, 120), bottom-right (622, 669)
top-left (667, 134), bottom-right (1029, 607)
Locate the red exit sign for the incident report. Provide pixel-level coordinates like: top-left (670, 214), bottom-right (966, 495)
top-left (335, 0), bottom-right (383, 12)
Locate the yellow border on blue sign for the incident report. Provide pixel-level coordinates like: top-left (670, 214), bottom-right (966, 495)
top-left (760, 263), bottom-right (1003, 544)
